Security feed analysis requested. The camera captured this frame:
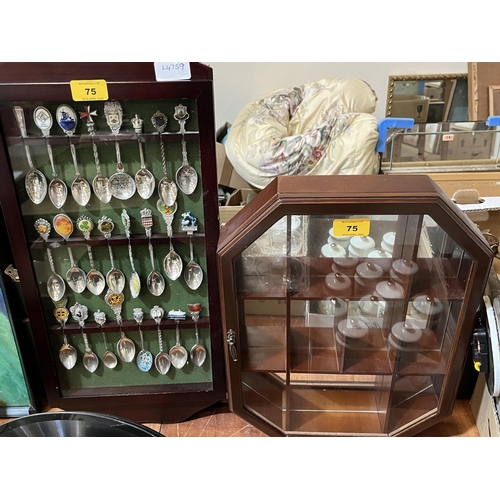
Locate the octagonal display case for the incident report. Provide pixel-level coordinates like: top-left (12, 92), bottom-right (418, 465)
top-left (217, 175), bottom-right (493, 436)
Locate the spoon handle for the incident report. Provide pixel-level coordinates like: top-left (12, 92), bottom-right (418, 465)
top-left (107, 242), bottom-right (116, 269)
top-left (69, 143), bottom-right (82, 177)
top-left (91, 137), bottom-right (103, 174)
top-left (158, 134), bottom-right (168, 177)
top-left (81, 327), bottom-right (91, 353)
top-left (46, 247), bottom-right (57, 274)
top-left (115, 141), bottom-right (122, 165)
top-left (67, 246), bottom-right (76, 267)
top-left (46, 143), bottom-right (58, 178)
top-left (157, 324), bottom-right (164, 353)
top-left (137, 138), bottom-right (146, 167)
top-left (13, 107), bottom-right (36, 169)
top-left (148, 239), bottom-right (156, 271)
top-left (86, 244), bottom-right (96, 270)
top-left (189, 235), bottom-right (194, 262)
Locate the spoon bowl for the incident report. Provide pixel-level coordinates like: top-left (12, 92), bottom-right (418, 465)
top-left (103, 350), bottom-right (118, 369)
top-left (117, 329), bottom-right (136, 363)
top-left (135, 167), bottom-right (155, 199)
top-left (184, 234), bottom-right (203, 290)
top-left (86, 269), bottom-right (106, 296)
top-left (155, 352), bottom-right (171, 375)
top-left (49, 178), bottom-right (68, 209)
top-left (170, 319), bottom-right (188, 369)
top-left (59, 343), bottom-right (78, 370)
top-left (92, 173), bottom-right (112, 203)
top-left (117, 339), bottom-right (136, 363)
top-left (176, 163), bottom-right (198, 195)
top-left (83, 351), bottom-right (99, 373)
top-left (164, 249), bottom-right (183, 281)
top-left (190, 343), bottom-right (207, 367)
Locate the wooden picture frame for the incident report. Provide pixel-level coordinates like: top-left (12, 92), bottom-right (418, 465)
top-left (488, 85), bottom-right (500, 116)
top-left (468, 62), bottom-right (500, 120)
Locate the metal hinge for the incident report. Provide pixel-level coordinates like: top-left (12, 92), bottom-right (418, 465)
top-left (4, 264), bottom-right (20, 282)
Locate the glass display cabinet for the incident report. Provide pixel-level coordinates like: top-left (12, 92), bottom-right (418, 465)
top-left (217, 175), bottom-right (493, 436)
top-left (0, 63), bottom-right (225, 422)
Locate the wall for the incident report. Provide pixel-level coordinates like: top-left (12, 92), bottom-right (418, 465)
top-left (207, 62), bottom-right (468, 130)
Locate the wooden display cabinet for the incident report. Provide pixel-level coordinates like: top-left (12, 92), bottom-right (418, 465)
top-left (0, 63), bottom-right (225, 422)
top-left (217, 175), bottom-right (493, 436)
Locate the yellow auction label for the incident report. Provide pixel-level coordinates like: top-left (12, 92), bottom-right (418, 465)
top-left (333, 218), bottom-right (371, 237)
top-left (70, 79), bottom-right (109, 101)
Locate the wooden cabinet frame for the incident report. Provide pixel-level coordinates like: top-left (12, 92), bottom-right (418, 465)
top-left (0, 62), bottom-right (225, 423)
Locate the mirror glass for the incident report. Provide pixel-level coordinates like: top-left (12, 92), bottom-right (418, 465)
top-left (386, 74), bottom-right (468, 123)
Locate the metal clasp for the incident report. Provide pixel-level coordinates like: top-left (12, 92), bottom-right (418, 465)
top-left (226, 329), bottom-right (238, 362)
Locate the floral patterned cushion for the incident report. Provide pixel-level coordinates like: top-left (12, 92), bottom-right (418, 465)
top-left (225, 78), bottom-right (380, 190)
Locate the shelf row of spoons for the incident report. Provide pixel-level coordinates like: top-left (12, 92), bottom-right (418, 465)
top-left (35, 208), bottom-right (203, 302)
top-left (57, 303), bottom-right (206, 373)
top-left (14, 102), bottom-right (198, 208)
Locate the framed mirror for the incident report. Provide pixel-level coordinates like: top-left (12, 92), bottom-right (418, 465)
top-left (386, 74), bottom-right (468, 123)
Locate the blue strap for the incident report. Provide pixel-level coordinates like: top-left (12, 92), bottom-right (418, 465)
top-left (376, 117), bottom-right (415, 153)
top-left (486, 116), bottom-right (500, 127)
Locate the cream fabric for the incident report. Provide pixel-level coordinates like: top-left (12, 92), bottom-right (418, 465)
top-left (225, 78), bottom-right (380, 190)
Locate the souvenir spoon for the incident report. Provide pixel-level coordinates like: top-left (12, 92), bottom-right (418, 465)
top-left (33, 106), bottom-right (67, 208)
top-left (70, 302), bottom-right (99, 373)
top-left (80, 105), bottom-right (112, 203)
top-left (34, 218), bottom-right (66, 302)
top-left (134, 308), bottom-right (153, 372)
top-left (13, 106), bottom-right (48, 205)
top-left (131, 114), bottom-right (155, 199)
top-left (157, 200), bottom-right (182, 281)
top-left (56, 104), bottom-right (91, 207)
top-left (53, 214), bottom-right (87, 294)
top-left (151, 305), bottom-right (170, 374)
top-left (94, 310), bottom-right (117, 369)
top-left (76, 215), bottom-right (106, 296)
top-left (121, 210), bottom-right (141, 298)
top-left (104, 100), bottom-right (136, 200)
top-left (54, 299), bottom-right (77, 370)
top-left (141, 208), bottom-right (165, 296)
top-left (151, 110), bottom-right (177, 206)
top-left (168, 310), bottom-right (188, 369)
top-left (182, 213), bottom-right (203, 290)
top-left (116, 321), bottom-right (136, 363)
top-left (173, 104), bottom-right (198, 195)
top-left (97, 215), bottom-right (126, 294)
top-left (188, 303), bottom-right (206, 367)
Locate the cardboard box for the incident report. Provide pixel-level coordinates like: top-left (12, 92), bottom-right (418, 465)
top-left (445, 132), bottom-right (493, 161)
top-left (470, 373), bottom-right (500, 437)
top-left (391, 95), bottom-right (429, 123)
top-left (219, 187), bottom-right (260, 225)
top-left (216, 142), bottom-right (253, 190)
top-left (425, 172), bottom-right (500, 198)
